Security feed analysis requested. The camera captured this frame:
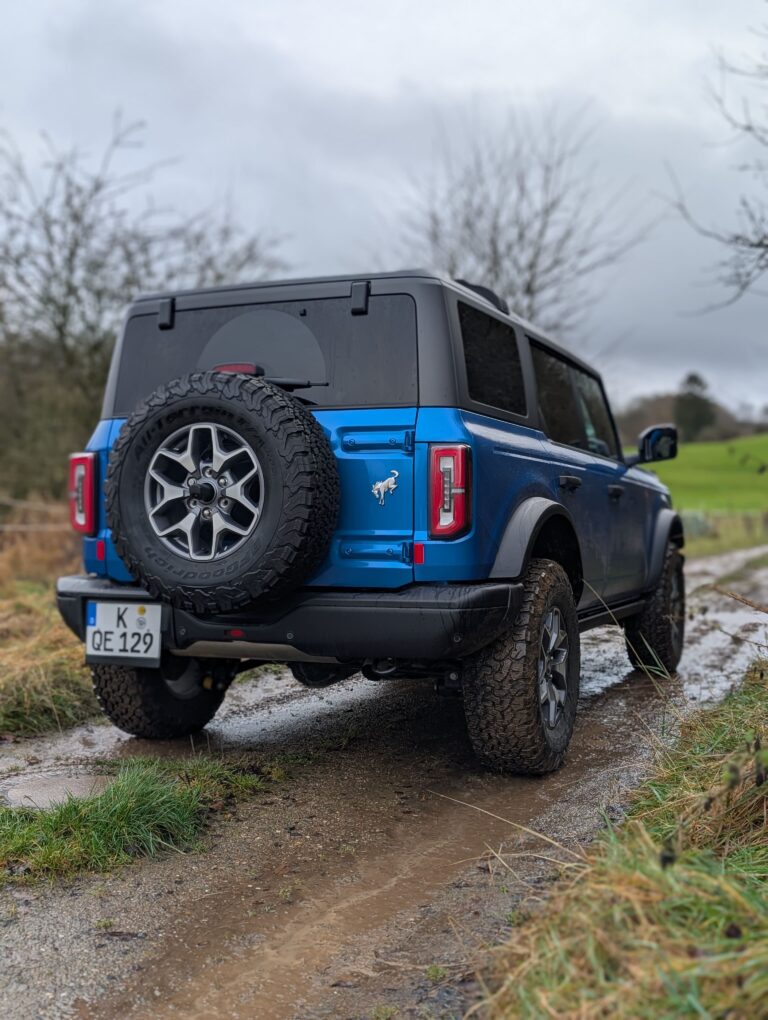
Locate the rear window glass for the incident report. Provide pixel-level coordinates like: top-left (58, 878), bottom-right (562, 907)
top-left (458, 302), bottom-right (526, 416)
top-left (111, 295), bottom-right (418, 414)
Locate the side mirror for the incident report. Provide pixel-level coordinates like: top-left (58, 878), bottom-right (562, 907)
top-left (627, 424), bottom-right (678, 466)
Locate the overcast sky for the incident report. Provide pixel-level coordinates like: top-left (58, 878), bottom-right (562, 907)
top-left (2, 0), bottom-right (766, 413)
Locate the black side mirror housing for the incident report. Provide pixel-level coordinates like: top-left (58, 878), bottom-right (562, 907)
top-left (627, 424), bottom-right (678, 466)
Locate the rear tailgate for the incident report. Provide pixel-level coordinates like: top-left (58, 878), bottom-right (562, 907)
top-left (307, 408), bottom-right (417, 588)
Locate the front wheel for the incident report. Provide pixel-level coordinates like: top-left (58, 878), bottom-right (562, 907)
top-left (462, 558), bottom-right (580, 774)
top-left (624, 544), bottom-right (685, 675)
top-left (91, 657), bottom-right (235, 739)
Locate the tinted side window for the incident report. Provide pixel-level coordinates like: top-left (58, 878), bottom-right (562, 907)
top-left (530, 344), bottom-right (586, 449)
top-left (572, 368), bottom-right (619, 459)
top-left (459, 303), bottom-right (526, 416)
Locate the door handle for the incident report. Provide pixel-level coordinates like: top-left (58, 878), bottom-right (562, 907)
top-left (558, 475), bottom-right (582, 492)
top-left (608, 484), bottom-right (625, 501)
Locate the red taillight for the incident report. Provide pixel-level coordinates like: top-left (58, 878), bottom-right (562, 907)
top-left (212, 362), bottom-right (261, 375)
top-left (68, 453), bottom-right (97, 536)
top-left (429, 444), bottom-right (471, 539)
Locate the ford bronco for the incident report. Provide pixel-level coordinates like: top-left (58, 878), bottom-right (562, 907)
top-left (57, 270), bottom-right (684, 773)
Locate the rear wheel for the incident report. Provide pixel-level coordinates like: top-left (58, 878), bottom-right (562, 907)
top-left (625, 544), bottom-right (685, 675)
top-left (289, 663), bottom-right (357, 688)
top-left (462, 558), bottom-right (580, 774)
top-left (91, 657), bottom-right (235, 739)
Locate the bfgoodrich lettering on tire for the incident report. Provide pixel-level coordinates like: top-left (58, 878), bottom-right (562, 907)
top-left (105, 372), bottom-right (340, 614)
top-left (462, 558), bottom-right (580, 774)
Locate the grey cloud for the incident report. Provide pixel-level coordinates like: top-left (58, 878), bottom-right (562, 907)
top-left (0, 0), bottom-right (765, 410)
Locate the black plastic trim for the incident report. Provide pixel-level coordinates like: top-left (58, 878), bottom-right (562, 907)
top-left (56, 577), bottom-right (524, 661)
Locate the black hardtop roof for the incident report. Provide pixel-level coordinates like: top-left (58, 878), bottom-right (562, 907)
top-left (132, 269), bottom-right (601, 380)
top-left (134, 267), bottom-right (440, 303)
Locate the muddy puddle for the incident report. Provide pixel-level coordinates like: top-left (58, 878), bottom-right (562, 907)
top-left (2, 545), bottom-right (767, 1020)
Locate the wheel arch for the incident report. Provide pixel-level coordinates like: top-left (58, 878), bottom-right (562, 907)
top-left (646, 507), bottom-right (685, 592)
top-left (489, 497), bottom-right (584, 600)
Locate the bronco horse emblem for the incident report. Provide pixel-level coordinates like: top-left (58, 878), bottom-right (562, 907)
top-left (371, 469), bottom-right (399, 506)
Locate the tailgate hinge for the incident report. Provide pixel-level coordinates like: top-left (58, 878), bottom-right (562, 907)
top-left (157, 297), bottom-right (175, 330)
top-left (350, 280), bottom-right (370, 315)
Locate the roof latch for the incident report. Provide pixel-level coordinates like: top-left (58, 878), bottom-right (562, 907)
top-left (350, 280), bottom-right (370, 316)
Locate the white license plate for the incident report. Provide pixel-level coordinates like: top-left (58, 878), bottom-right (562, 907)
top-left (86, 601), bottom-right (162, 666)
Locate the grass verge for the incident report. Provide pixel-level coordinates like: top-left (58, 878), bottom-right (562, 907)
top-left (683, 516), bottom-right (768, 559)
top-left (481, 661), bottom-right (768, 1019)
top-left (0, 755), bottom-right (282, 881)
top-left (0, 580), bottom-right (97, 736)
top-left (651, 433), bottom-right (768, 512)
top-left (0, 521), bottom-right (95, 736)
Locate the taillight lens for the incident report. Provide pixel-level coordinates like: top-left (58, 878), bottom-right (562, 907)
top-left (429, 444), bottom-right (471, 539)
top-left (68, 453), bottom-right (97, 536)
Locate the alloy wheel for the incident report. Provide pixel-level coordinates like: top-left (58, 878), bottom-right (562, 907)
top-left (538, 606), bottom-right (570, 729)
top-left (145, 422), bottom-right (263, 561)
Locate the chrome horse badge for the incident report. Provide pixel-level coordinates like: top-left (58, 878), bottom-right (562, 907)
top-left (372, 469), bottom-right (399, 506)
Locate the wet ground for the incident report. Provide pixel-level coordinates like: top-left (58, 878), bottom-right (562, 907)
top-left (2, 547), bottom-right (767, 1019)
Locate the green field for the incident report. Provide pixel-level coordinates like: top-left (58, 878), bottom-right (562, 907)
top-left (649, 433), bottom-right (768, 512)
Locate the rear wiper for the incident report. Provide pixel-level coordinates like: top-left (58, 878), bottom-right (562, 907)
top-left (264, 379), bottom-right (329, 391)
top-left (211, 364), bottom-right (328, 392)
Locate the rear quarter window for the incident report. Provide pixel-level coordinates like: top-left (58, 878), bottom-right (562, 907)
top-left (111, 294), bottom-right (418, 414)
top-left (458, 302), bottom-right (527, 417)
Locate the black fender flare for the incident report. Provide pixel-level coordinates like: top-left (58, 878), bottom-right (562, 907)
top-left (489, 497), bottom-right (582, 589)
top-left (646, 507), bottom-right (685, 592)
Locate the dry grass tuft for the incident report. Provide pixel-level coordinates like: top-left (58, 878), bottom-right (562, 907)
top-left (0, 508), bottom-right (94, 735)
top-left (480, 663), bottom-right (768, 1019)
top-left (0, 503), bottom-right (80, 592)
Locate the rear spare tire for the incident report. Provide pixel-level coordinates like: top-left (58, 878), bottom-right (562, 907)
top-left (105, 372), bottom-right (340, 614)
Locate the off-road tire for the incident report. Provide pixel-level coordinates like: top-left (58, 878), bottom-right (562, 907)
top-left (105, 372), bottom-right (340, 614)
top-left (462, 559), bottom-right (580, 774)
top-left (289, 663), bottom-right (357, 688)
top-left (625, 544), bottom-right (685, 675)
top-left (91, 658), bottom-right (233, 739)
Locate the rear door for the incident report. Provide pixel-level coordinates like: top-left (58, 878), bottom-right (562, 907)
top-left (309, 407), bottom-right (417, 588)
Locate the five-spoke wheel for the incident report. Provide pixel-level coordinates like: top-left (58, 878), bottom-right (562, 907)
top-left (144, 422), bottom-right (262, 561)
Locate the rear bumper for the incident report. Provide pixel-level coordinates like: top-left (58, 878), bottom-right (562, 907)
top-left (56, 576), bottom-right (523, 662)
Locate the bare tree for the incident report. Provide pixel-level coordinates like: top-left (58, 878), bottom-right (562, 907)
top-left (402, 109), bottom-right (646, 335)
top-left (674, 14), bottom-right (768, 302)
top-left (0, 116), bottom-right (286, 497)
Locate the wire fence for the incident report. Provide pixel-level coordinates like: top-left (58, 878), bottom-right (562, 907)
top-left (0, 524), bottom-right (71, 532)
top-left (0, 496), bottom-right (66, 513)
top-left (0, 498), bottom-right (69, 533)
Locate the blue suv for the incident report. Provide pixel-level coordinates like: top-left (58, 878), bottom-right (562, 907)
top-left (57, 270), bottom-right (684, 773)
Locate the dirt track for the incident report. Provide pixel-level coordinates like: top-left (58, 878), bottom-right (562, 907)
top-left (2, 548), bottom-right (767, 1019)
